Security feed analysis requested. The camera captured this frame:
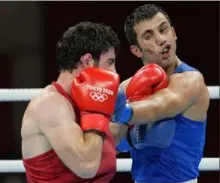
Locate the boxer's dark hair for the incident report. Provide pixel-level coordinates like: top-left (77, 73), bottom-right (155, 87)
top-left (124, 4), bottom-right (172, 46)
top-left (56, 22), bottom-right (120, 71)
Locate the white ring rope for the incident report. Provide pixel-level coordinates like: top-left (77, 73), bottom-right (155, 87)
top-left (0, 87), bottom-right (218, 173)
top-left (0, 158), bottom-right (218, 173)
top-left (116, 158), bottom-right (220, 172)
top-left (0, 86), bottom-right (219, 102)
top-left (0, 158), bottom-right (219, 173)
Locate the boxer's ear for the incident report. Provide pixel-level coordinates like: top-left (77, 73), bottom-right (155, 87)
top-left (80, 53), bottom-right (93, 67)
top-left (171, 27), bottom-right (177, 41)
top-left (130, 45), bottom-right (143, 58)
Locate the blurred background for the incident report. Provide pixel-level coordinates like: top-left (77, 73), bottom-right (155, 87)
top-left (0, 1), bottom-right (219, 183)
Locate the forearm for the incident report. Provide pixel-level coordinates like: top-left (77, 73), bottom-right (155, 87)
top-left (64, 131), bottom-right (103, 178)
top-left (110, 123), bottom-right (128, 145)
top-left (83, 133), bottom-right (103, 161)
top-left (77, 132), bottom-right (103, 165)
top-left (128, 99), bottom-right (161, 125)
top-left (126, 72), bottom-right (204, 126)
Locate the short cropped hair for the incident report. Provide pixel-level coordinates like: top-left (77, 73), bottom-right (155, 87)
top-left (124, 4), bottom-right (172, 46)
top-left (56, 22), bottom-right (120, 71)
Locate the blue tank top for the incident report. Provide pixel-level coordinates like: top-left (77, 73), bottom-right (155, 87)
top-left (130, 62), bottom-right (207, 183)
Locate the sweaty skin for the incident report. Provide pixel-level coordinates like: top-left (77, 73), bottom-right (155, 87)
top-left (122, 59), bottom-right (209, 125)
top-left (21, 85), bottom-right (104, 178)
top-left (112, 12), bottom-right (209, 138)
top-left (21, 47), bottom-right (118, 179)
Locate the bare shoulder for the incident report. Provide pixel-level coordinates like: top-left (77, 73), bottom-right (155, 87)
top-left (169, 71), bottom-right (209, 109)
top-left (24, 85), bottom-right (75, 128)
top-left (170, 70), bottom-right (205, 84)
top-left (169, 71), bottom-right (207, 94)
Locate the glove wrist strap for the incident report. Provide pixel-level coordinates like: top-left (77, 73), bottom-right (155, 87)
top-left (120, 104), bottom-right (133, 124)
top-left (81, 113), bottom-right (109, 140)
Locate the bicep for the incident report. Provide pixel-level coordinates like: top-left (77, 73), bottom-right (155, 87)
top-left (149, 72), bottom-right (204, 119)
top-left (36, 95), bottom-right (92, 176)
top-left (130, 72), bottom-right (205, 123)
top-left (41, 117), bottom-right (83, 156)
top-left (150, 88), bottom-right (192, 119)
top-left (38, 104), bottom-right (87, 168)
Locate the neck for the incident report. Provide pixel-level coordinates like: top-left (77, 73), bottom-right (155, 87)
top-left (142, 56), bottom-right (181, 76)
top-left (165, 56), bottom-right (181, 76)
top-left (56, 68), bottom-right (82, 95)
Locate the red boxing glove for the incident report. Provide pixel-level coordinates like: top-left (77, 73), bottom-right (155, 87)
top-left (126, 64), bottom-right (168, 102)
top-left (71, 68), bottom-right (120, 139)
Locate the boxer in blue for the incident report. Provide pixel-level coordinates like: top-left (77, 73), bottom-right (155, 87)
top-left (111, 4), bottom-right (210, 183)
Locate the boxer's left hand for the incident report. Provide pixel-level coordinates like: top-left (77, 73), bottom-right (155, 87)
top-left (111, 87), bottom-right (133, 123)
top-left (111, 87), bottom-right (135, 152)
top-left (128, 118), bottom-right (176, 149)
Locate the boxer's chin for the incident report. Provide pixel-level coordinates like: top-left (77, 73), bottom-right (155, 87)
top-left (159, 54), bottom-right (175, 69)
top-left (156, 59), bottom-right (171, 70)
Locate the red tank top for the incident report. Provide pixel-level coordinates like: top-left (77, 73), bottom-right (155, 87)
top-left (23, 82), bottom-right (116, 183)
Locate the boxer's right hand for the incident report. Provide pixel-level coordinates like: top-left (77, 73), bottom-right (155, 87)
top-left (113, 64), bottom-right (168, 125)
top-left (71, 67), bottom-right (120, 140)
top-left (116, 64), bottom-right (169, 152)
top-left (126, 64), bottom-right (168, 102)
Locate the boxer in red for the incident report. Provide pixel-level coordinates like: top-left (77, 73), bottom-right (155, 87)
top-left (21, 22), bottom-right (121, 183)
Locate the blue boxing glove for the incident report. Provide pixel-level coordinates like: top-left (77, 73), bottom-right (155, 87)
top-left (116, 136), bottom-right (133, 152)
top-left (111, 87), bottom-right (133, 124)
top-left (117, 119), bottom-right (176, 152)
top-left (113, 88), bottom-right (175, 152)
top-left (112, 87), bottom-right (134, 152)
top-left (117, 124), bottom-right (149, 152)
top-left (129, 118), bottom-right (176, 149)
top-left (142, 118), bottom-right (176, 148)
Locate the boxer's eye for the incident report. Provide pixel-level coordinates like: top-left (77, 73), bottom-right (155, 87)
top-left (145, 35), bottom-right (152, 40)
top-left (107, 58), bottom-right (115, 65)
top-left (160, 26), bottom-right (168, 33)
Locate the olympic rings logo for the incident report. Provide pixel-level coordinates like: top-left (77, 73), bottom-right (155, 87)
top-left (89, 91), bottom-right (108, 102)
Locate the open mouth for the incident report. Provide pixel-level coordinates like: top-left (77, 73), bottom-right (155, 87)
top-left (161, 45), bottom-right (171, 58)
top-left (162, 45), bottom-right (171, 54)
